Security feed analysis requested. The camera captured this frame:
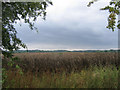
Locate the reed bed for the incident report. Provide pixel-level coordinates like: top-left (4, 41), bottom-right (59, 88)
top-left (3, 52), bottom-right (119, 73)
top-left (2, 52), bottom-right (119, 88)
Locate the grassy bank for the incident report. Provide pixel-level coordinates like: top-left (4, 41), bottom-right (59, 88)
top-left (3, 66), bottom-right (119, 88)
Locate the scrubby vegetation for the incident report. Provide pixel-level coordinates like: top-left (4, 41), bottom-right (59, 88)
top-left (2, 52), bottom-right (120, 88)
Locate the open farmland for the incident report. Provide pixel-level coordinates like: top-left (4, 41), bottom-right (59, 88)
top-left (2, 52), bottom-right (120, 88)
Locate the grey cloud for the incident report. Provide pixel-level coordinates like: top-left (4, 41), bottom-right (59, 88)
top-left (15, 0), bottom-right (117, 50)
top-left (16, 21), bottom-right (118, 50)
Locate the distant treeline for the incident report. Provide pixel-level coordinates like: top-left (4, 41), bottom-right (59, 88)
top-left (13, 49), bottom-right (120, 53)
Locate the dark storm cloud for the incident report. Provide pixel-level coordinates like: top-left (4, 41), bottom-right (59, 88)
top-left (16, 20), bottom-right (117, 49)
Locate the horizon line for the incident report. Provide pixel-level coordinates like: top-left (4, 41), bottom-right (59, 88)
top-left (19, 48), bottom-right (119, 51)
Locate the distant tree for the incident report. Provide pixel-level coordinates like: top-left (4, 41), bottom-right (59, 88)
top-left (2, 1), bottom-right (52, 57)
top-left (88, 0), bottom-right (120, 31)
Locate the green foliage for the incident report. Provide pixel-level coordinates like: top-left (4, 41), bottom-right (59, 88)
top-left (2, 1), bottom-right (52, 57)
top-left (88, 0), bottom-right (120, 31)
top-left (2, 68), bottom-right (7, 85)
top-left (85, 66), bottom-right (118, 88)
top-left (87, 0), bottom-right (98, 7)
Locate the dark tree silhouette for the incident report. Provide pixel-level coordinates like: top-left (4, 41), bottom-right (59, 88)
top-left (88, 0), bottom-right (120, 31)
top-left (2, 1), bottom-right (52, 57)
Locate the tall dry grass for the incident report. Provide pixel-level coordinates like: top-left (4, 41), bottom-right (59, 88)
top-left (2, 52), bottom-right (119, 88)
top-left (3, 52), bottom-right (119, 73)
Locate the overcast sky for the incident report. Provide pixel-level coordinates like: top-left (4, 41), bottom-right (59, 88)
top-left (15, 0), bottom-right (118, 50)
